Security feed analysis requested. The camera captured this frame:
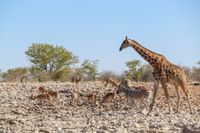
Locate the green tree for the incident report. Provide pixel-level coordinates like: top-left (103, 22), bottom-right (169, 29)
top-left (80, 60), bottom-right (99, 81)
top-left (2, 67), bottom-right (29, 82)
top-left (124, 60), bottom-right (142, 81)
top-left (25, 43), bottom-right (78, 73)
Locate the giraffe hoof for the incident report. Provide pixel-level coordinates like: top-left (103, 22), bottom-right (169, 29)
top-left (147, 113), bottom-right (150, 116)
top-left (147, 110), bottom-right (152, 115)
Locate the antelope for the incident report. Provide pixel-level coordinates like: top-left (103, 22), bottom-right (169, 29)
top-left (71, 91), bottom-right (82, 107)
top-left (87, 91), bottom-right (97, 104)
top-left (101, 90), bottom-right (118, 106)
top-left (104, 77), bottom-right (118, 87)
top-left (34, 93), bottom-right (51, 102)
top-left (71, 76), bottom-right (82, 88)
top-left (47, 90), bottom-right (58, 100)
top-left (38, 87), bottom-right (48, 94)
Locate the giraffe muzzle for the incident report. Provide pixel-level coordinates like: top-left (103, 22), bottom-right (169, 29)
top-left (119, 46), bottom-right (123, 51)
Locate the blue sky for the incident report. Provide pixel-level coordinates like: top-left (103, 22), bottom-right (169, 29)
top-left (0, 0), bottom-right (200, 73)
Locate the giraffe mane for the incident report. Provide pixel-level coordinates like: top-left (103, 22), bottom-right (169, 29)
top-left (130, 39), bottom-right (166, 58)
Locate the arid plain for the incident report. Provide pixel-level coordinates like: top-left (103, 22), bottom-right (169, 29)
top-left (0, 81), bottom-right (199, 133)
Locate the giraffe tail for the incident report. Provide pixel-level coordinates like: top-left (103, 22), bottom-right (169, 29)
top-left (189, 82), bottom-right (200, 86)
top-left (185, 76), bottom-right (200, 86)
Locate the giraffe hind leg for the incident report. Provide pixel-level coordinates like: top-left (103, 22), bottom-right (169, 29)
top-left (180, 83), bottom-right (193, 114)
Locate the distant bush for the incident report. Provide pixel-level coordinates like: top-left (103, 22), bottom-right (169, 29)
top-left (52, 67), bottom-right (71, 82)
top-left (36, 72), bottom-right (52, 82)
top-left (100, 71), bottom-right (119, 81)
top-left (140, 64), bottom-right (154, 81)
top-left (190, 67), bottom-right (200, 81)
top-left (2, 67), bottom-right (29, 82)
top-left (181, 66), bottom-right (192, 78)
top-left (181, 64), bottom-right (200, 81)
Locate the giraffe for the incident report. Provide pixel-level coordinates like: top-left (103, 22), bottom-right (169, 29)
top-left (119, 36), bottom-right (193, 114)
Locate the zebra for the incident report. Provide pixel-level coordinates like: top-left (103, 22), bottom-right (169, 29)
top-left (116, 80), bottom-right (151, 109)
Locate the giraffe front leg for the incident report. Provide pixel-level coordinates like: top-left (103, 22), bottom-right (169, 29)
top-left (148, 80), bottom-right (159, 115)
top-left (174, 84), bottom-right (181, 113)
top-left (161, 82), bottom-right (171, 114)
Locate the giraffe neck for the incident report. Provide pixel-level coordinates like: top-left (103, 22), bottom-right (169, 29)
top-left (128, 40), bottom-right (167, 67)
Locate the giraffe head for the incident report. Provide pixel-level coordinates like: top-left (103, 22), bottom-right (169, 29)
top-left (119, 36), bottom-right (132, 51)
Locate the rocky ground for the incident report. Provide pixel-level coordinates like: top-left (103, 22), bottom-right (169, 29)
top-left (0, 81), bottom-right (199, 133)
